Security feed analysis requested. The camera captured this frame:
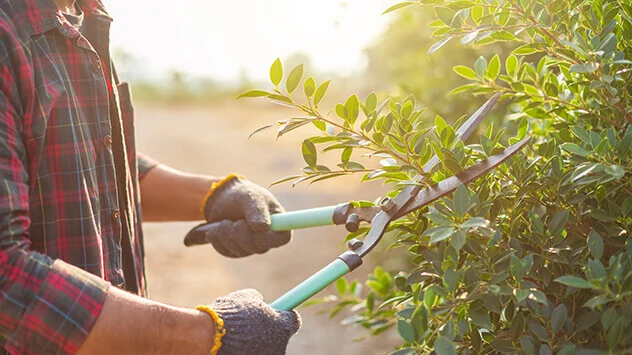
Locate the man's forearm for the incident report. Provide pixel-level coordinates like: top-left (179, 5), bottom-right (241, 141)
top-left (140, 164), bottom-right (220, 222)
top-left (77, 286), bottom-right (214, 355)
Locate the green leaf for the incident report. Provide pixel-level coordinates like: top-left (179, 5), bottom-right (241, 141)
top-left (302, 139), bottom-right (317, 167)
top-left (453, 65), bottom-right (477, 80)
top-left (584, 294), bottom-right (611, 309)
top-left (270, 58), bottom-right (283, 86)
top-left (434, 7), bottom-right (455, 26)
top-left (335, 104), bottom-right (347, 119)
top-left (591, 209), bottom-right (617, 222)
top-left (572, 126), bottom-right (591, 144)
top-left (428, 37), bottom-right (452, 55)
top-left (513, 44), bottom-right (540, 55)
top-left (587, 230), bottom-right (604, 260)
top-left (390, 349), bottom-right (415, 355)
top-left (335, 277), bottom-right (347, 295)
top-left (490, 339), bottom-right (516, 352)
top-left (443, 269), bottom-right (459, 294)
top-left (365, 92), bottom-right (378, 112)
top-left (549, 210), bottom-right (569, 236)
top-left (518, 118), bottom-right (529, 139)
top-left (248, 123), bottom-right (275, 139)
top-left (303, 77), bottom-right (315, 97)
top-left (587, 259), bottom-right (606, 280)
top-left (453, 184), bottom-right (469, 217)
top-left (434, 335), bottom-right (457, 355)
top-left (383, 1), bottom-right (417, 15)
top-left (561, 143), bottom-right (590, 157)
top-left (619, 133), bottom-right (632, 155)
top-left (397, 319), bottom-right (416, 343)
top-left (286, 64), bottom-right (304, 94)
top-left (461, 217), bottom-right (487, 228)
top-left (341, 147), bottom-right (352, 164)
top-left (604, 164), bottom-right (625, 179)
top-left (601, 308), bottom-right (616, 330)
top-left (576, 312), bottom-right (600, 332)
top-left (506, 54), bottom-right (518, 75)
top-left (451, 229), bottom-right (466, 252)
top-left (474, 56), bottom-right (487, 78)
top-left (528, 290), bottom-right (547, 304)
top-left (570, 62), bottom-right (599, 73)
top-left (424, 287), bottom-right (437, 309)
top-left (435, 115), bottom-right (447, 134)
top-left (411, 305), bottom-right (428, 339)
top-left (606, 317), bottom-right (624, 349)
top-left (430, 227), bottom-right (455, 244)
top-left (487, 54), bottom-right (500, 80)
top-left (510, 255), bottom-right (524, 280)
top-left (314, 80), bottom-right (330, 106)
top-left (551, 304), bottom-right (568, 332)
top-left (345, 94), bottom-right (360, 126)
top-left (554, 276), bottom-right (598, 289)
top-left (270, 174), bottom-right (302, 187)
top-left (469, 309), bottom-right (491, 329)
top-left (236, 90), bottom-right (270, 99)
top-left (440, 319), bottom-right (455, 341)
top-left (510, 313), bottom-right (525, 341)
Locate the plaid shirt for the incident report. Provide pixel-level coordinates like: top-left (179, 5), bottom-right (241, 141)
top-left (0, 0), bottom-right (157, 353)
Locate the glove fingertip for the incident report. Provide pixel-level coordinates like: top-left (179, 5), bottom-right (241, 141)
top-left (280, 310), bottom-right (302, 334)
top-left (183, 224), bottom-right (211, 246)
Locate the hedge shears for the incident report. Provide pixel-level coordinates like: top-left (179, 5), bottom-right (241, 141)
top-left (263, 93), bottom-right (530, 311)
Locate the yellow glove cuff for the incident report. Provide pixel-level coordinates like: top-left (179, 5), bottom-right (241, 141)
top-left (200, 173), bottom-right (244, 219)
top-left (195, 305), bottom-right (227, 355)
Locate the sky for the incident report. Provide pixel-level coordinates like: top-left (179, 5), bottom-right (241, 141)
top-left (105, 0), bottom-right (394, 82)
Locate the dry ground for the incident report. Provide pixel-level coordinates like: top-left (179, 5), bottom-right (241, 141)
top-left (135, 100), bottom-right (400, 354)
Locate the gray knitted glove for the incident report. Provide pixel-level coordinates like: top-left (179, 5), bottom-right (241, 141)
top-left (184, 175), bottom-right (292, 257)
top-left (211, 289), bottom-right (301, 355)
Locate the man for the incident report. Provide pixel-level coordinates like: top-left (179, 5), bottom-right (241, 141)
top-left (0, 0), bottom-right (301, 354)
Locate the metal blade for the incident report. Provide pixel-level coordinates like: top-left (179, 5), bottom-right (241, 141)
top-left (353, 136), bottom-right (530, 258)
top-left (396, 136), bottom-right (530, 219)
top-left (422, 92), bottom-right (502, 173)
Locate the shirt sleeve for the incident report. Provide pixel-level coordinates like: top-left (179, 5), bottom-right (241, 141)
top-left (0, 13), bottom-right (110, 355)
top-left (137, 152), bottom-right (159, 181)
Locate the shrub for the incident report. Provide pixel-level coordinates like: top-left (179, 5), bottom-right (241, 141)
top-left (241, 0), bottom-right (632, 353)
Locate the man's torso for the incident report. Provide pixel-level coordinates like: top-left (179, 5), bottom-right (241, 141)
top-left (0, 0), bottom-right (146, 294)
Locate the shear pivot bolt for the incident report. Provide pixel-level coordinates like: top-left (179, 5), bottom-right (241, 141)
top-left (380, 197), bottom-right (395, 211)
top-left (347, 238), bottom-right (363, 251)
top-left (345, 213), bottom-right (360, 232)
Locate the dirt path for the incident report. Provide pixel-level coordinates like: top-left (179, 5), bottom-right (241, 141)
top-left (135, 101), bottom-right (399, 354)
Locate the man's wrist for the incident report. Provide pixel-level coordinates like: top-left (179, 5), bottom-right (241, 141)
top-left (192, 307), bottom-right (216, 355)
top-left (195, 306), bottom-right (224, 355)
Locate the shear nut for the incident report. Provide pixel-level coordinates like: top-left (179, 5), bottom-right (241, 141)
top-left (347, 238), bottom-right (363, 251)
top-left (380, 197), bottom-right (395, 211)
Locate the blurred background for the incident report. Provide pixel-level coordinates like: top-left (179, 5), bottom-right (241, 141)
top-left (106, 0), bottom-right (505, 353)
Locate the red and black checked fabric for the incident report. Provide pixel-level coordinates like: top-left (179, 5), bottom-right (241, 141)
top-left (0, 0), bottom-right (157, 353)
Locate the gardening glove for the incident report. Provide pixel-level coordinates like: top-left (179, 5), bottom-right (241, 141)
top-left (196, 289), bottom-right (301, 355)
top-left (184, 174), bottom-right (292, 258)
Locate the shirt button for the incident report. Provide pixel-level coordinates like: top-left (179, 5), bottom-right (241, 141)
top-left (103, 135), bottom-right (112, 147)
top-left (93, 60), bottom-right (102, 73)
top-left (112, 209), bottom-right (120, 220)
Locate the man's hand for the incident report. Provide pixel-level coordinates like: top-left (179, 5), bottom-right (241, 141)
top-left (77, 287), bottom-right (300, 355)
top-left (207, 289), bottom-right (301, 355)
top-left (184, 175), bottom-right (292, 258)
